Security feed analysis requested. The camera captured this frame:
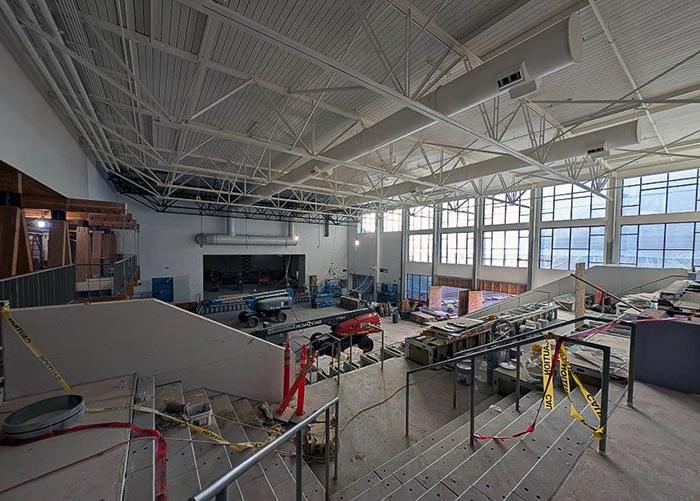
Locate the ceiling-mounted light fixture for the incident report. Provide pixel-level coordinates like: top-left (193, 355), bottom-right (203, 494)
top-left (36, 219), bottom-right (48, 228)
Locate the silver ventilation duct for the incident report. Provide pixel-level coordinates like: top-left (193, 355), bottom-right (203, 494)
top-left (360, 120), bottom-right (641, 200)
top-left (195, 219), bottom-right (299, 246)
top-left (237, 16), bottom-right (583, 205)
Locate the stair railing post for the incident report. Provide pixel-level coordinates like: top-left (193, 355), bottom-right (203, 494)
top-left (627, 323), bottom-right (636, 407)
top-left (336, 338), bottom-right (341, 387)
top-left (296, 428), bottom-right (304, 500)
top-left (469, 355), bottom-right (476, 448)
top-left (334, 399), bottom-right (340, 481)
top-left (515, 346), bottom-right (521, 412)
top-left (325, 406), bottom-right (331, 501)
top-left (405, 372), bottom-right (410, 437)
top-left (452, 364), bottom-right (457, 409)
top-left (599, 346), bottom-right (611, 455)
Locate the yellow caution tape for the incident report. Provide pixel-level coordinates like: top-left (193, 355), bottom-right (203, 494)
top-left (1, 304), bottom-right (73, 394)
top-left (133, 405), bottom-right (270, 452)
top-left (540, 340), bottom-right (555, 410)
top-left (559, 345), bottom-right (605, 439)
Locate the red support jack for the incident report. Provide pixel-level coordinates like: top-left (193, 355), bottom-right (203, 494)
top-left (283, 339), bottom-right (291, 397)
top-left (296, 345), bottom-right (308, 416)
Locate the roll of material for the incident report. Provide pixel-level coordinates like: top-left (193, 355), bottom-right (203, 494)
top-left (3, 394), bottom-right (85, 440)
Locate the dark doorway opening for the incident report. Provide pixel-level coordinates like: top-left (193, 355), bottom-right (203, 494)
top-left (203, 254), bottom-right (305, 296)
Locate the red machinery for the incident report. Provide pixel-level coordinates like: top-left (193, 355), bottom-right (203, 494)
top-left (310, 310), bottom-right (381, 356)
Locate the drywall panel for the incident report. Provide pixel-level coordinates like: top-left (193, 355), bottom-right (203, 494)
top-left (479, 265), bottom-right (528, 284)
top-left (121, 201), bottom-right (348, 302)
top-left (0, 38), bottom-right (113, 201)
top-left (1, 299), bottom-right (284, 402)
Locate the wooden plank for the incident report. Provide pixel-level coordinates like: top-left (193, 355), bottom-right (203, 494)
top-left (91, 230), bottom-right (103, 278)
top-left (0, 207), bottom-right (33, 278)
top-left (75, 226), bottom-right (90, 282)
top-left (47, 220), bottom-right (72, 267)
top-left (0, 169), bottom-right (22, 193)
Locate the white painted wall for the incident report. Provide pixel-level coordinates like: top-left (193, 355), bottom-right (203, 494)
top-left (1, 299), bottom-right (284, 402)
top-left (0, 38), bottom-right (114, 201)
top-left (126, 201), bottom-right (348, 302)
top-left (347, 225), bottom-right (403, 285)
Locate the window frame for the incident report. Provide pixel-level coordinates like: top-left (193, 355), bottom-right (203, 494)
top-left (408, 233), bottom-right (433, 263)
top-left (408, 206), bottom-right (434, 231)
top-left (621, 168), bottom-right (700, 216)
top-left (483, 190), bottom-right (531, 226)
top-left (481, 229), bottom-right (529, 268)
top-left (541, 182), bottom-right (606, 222)
top-left (357, 212), bottom-right (376, 233)
top-left (619, 222), bottom-right (700, 269)
top-left (539, 225), bottom-right (606, 271)
top-left (440, 231), bottom-right (474, 265)
top-left (441, 198), bottom-right (475, 229)
top-left (382, 209), bottom-right (403, 232)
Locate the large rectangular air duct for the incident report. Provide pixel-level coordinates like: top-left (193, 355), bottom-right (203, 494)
top-left (359, 120), bottom-right (641, 200)
top-left (237, 16), bottom-right (583, 204)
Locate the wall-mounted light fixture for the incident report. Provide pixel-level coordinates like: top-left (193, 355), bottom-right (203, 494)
top-left (36, 219), bottom-right (48, 228)
top-left (354, 237), bottom-right (360, 248)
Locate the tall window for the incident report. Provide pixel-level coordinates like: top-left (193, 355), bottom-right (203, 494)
top-left (440, 232), bottom-right (474, 265)
top-left (621, 169), bottom-right (700, 216)
top-left (383, 209), bottom-right (402, 232)
top-left (408, 234), bottom-right (433, 263)
top-left (539, 226), bottom-right (605, 270)
top-left (357, 213), bottom-right (376, 233)
top-left (620, 222), bottom-right (700, 269)
top-left (441, 199), bottom-right (475, 228)
top-left (482, 230), bottom-right (529, 267)
top-left (483, 190), bottom-right (530, 225)
top-left (541, 183), bottom-right (606, 221)
top-left (405, 273), bottom-right (432, 301)
top-left (409, 206), bottom-right (434, 231)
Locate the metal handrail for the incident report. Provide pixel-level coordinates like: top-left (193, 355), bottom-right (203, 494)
top-left (190, 396), bottom-right (340, 501)
top-left (404, 315), bottom-right (613, 455)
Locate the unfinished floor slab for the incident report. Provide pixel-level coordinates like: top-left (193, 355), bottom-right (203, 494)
top-left (300, 357), bottom-right (494, 490)
top-left (555, 382), bottom-right (700, 500)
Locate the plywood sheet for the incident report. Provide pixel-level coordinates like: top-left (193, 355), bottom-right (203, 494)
top-left (75, 226), bottom-right (90, 282)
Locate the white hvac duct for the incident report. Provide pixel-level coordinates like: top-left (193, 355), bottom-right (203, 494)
top-left (361, 120), bottom-right (641, 200)
top-left (195, 219), bottom-right (299, 246)
top-left (238, 16), bottom-right (582, 205)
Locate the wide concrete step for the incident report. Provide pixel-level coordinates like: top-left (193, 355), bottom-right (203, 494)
top-left (380, 391), bottom-right (546, 501)
top-left (231, 396), bottom-right (318, 501)
top-left (185, 389), bottom-right (240, 499)
top-left (154, 381), bottom-right (202, 500)
top-left (333, 392), bottom-right (509, 501)
top-left (413, 387), bottom-right (570, 501)
top-left (208, 391), bottom-right (278, 500)
top-left (123, 375), bottom-right (156, 501)
top-left (507, 382), bottom-right (628, 501)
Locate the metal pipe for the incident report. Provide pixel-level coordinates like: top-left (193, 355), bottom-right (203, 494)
top-left (296, 429), bottom-right (303, 500)
top-left (599, 347), bottom-right (611, 455)
top-left (515, 347), bottom-right (521, 412)
top-left (627, 323), bottom-right (636, 407)
top-left (452, 364), bottom-right (457, 409)
top-left (381, 328), bottom-right (385, 371)
top-left (333, 400), bottom-right (340, 481)
top-left (469, 355), bottom-right (476, 448)
top-left (405, 372), bottom-right (410, 437)
top-left (324, 407), bottom-right (331, 501)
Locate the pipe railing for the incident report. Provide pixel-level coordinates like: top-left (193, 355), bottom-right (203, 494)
top-left (405, 315), bottom-right (614, 454)
top-left (190, 396), bottom-right (340, 501)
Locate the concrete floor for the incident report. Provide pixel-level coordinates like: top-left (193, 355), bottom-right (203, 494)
top-left (301, 357), bottom-right (494, 489)
top-left (555, 382), bottom-right (700, 500)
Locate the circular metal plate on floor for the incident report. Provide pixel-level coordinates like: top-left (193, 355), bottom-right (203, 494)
top-left (3, 394), bottom-right (85, 440)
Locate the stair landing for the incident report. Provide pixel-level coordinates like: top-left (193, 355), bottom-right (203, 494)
top-left (0, 374), bottom-right (136, 500)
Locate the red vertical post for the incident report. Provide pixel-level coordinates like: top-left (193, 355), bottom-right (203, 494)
top-left (296, 344), bottom-right (308, 416)
top-left (283, 339), bottom-right (291, 398)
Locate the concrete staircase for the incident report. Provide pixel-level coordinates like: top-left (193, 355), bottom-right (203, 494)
top-left (121, 378), bottom-right (326, 501)
top-left (333, 382), bottom-right (626, 501)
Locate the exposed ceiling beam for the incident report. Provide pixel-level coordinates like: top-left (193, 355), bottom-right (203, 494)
top-left (178, 0), bottom-right (604, 199)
